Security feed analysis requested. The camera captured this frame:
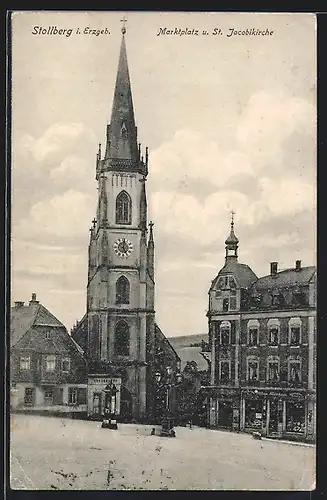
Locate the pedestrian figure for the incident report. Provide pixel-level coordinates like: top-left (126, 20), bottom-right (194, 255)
top-left (189, 419), bottom-right (192, 429)
top-left (151, 427), bottom-right (156, 435)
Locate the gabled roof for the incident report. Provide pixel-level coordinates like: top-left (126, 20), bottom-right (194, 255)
top-left (251, 266), bottom-right (316, 292)
top-left (10, 301), bottom-right (84, 355)
top-left (211, 261), bottom-right (258, 290)
top-left (10, 305), bottom-right (39, 347)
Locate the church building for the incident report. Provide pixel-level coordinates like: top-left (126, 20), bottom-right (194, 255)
top-left (72, 25), bottom-right (179, 423)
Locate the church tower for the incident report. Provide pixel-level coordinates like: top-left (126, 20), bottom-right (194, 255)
top-left (86, 24), bottom-right (156, 422)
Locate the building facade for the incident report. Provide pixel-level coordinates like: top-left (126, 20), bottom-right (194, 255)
top-left (10, 294), bottom-right (87, 415)
top-left (203, 219), bottom-right (316, 441)
top-left (71, 26), bottom-right (177, 423)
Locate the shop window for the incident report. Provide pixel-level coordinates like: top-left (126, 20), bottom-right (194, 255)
top-left (62, 357), bottom-right (70, 373)
top-left (68, 387), bottom-right (78, 405)
top-left (24, 388), bottom-right (34, 406)
top-left (247, 359), bottom-right (259, 381)
top-left (289, 360), bottom-right (301, 383)
top-left (46, 355), bottom-right (56, 372)
top-left (267, 359), bottom-right (279, 382)
top-left (20, 356), bottom-right (30, 370)
top-left (44, 387), bottom-right (54, 405)
top-left (77, 388), bottom-right (87, 405)
top-left (219, 361), bottom-right (230, 382)
top-left (286, 401), bottom-right (305, 433)
top-left (244, 399), bottom-right (263, 429)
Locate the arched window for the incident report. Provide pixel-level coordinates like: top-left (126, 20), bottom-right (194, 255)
top-left (267, 318), bottom-right (280, 346)
top-left (220, 321), bottom-right (231, 345)
top-left (288, 317), bottom-right (302, 346)
top-left (114, 320), bottom-right (130, 356)
top-left (116, 190), bottom-right (132, 225)
top-left (116, 276), bottom-right (130, 305)
top-left (247, 319), bottom-right (260, 346)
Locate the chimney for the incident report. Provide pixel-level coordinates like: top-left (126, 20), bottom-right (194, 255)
top-left (14, 301), bottom-right (24, 308)
top-left (270, 262), bottom-right (278, 276)
top-left (29, 293), bottom-right (39, 306)
top-left (295, 260), bottom-right (302, 272)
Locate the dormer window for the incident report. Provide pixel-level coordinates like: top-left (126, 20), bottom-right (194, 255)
top-left (292, 288), bottom-right (306, 307)
top-left (250, 293), bottom-right (262, 309)
top-left (223, 298), bottom-right (229, 312)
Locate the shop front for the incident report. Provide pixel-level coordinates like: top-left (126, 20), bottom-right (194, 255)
top-left (206, 387), bottom-right (240, 431)
top-left (241, 388), bottom-right (308, 439)
top-left (87, 375), bottom-right (122, 419)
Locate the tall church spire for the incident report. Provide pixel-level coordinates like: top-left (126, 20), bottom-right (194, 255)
top-left (105, 25), bottom-right (138, 161)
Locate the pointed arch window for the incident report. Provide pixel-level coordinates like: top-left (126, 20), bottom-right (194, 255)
top-left (116, 190), bottom-right (132, 225)
top-left (116, 276), bottom-right (130, 304)
top-left (114, 320), bottom-right (130, 356)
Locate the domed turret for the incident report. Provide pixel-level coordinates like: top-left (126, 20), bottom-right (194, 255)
top-left (225, 211), bottom-right (239, 260)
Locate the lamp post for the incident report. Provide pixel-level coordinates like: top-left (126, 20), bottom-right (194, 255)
top-left (155, 366), bottom-right (182, 437)
top-left (101, 382), bottom-right (118, 430)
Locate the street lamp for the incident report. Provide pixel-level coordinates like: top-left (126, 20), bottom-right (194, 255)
top-left (155, 366), bottom-right (182, 438)
top-left (101, 382), bottom-right (118, 430)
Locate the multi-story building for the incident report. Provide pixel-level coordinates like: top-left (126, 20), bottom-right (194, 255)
top-left (202, 218), bottom-right (316, 441)
top-left (71, 25), bottom-right (179, 423)
top-left (10, 294), bottom-right (87, 415)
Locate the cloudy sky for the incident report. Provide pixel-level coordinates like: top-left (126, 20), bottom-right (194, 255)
top-left (11, 11), bottom-right (316, 337)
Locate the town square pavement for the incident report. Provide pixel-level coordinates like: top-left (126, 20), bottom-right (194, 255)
top-left (9, 413), bottom-right (315, 490)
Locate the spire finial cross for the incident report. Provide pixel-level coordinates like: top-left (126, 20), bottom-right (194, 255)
top-left (231, 209), bottom-right (235, 225)
top-left (120, 16), bottom-right (127, 34)
top-left (149, 221), bottom-right (154, 229)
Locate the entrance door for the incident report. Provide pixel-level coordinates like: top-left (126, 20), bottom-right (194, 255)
top-left (218, 401), bottom-right (233, 428)
top-left (120, 386), bottom-right (133, 422)
top-left (269, 400), bottom-right (278, 433)
top-left (24, 388), bottom-right (35, 406)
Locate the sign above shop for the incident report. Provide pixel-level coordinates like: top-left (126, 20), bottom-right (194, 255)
top-left (88, 377), bottom-right (121, 386)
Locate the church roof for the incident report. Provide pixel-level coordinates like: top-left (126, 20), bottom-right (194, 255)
top-left (105, 30), bottom-right (138, 162)
top-left (251, 266), bottom-right (316, 292)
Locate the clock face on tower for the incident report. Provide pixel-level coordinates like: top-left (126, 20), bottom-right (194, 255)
top-left (113, 238), bottom-right (134, 258)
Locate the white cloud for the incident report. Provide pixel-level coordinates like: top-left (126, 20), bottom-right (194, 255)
top-left (27, 122), bottom-right (96, 163)
top-left (13, 190), bottom-right (94, 239)
top-left (237, 90), bottom-right (316, 165)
